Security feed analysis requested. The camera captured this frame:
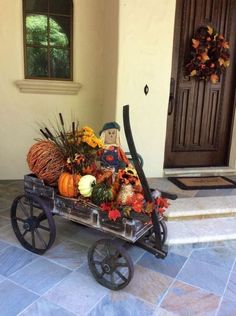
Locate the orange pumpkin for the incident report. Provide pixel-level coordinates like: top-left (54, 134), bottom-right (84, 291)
top-left (58, 172), bottom-right (81, 198)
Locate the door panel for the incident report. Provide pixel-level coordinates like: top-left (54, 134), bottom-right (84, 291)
top-left (164, 0), bottom-right (236, 168)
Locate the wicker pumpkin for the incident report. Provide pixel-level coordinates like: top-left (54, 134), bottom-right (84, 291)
top-left (58, 172), bottom-right (81, 198)
top-left (27, 140), bottom-right (65, 185)
top-left (91, 183), bottom-right (113, 206)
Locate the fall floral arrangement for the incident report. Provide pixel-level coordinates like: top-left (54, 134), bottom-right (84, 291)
top-left (39, 115), bottom-right (104, 175)
top-left (185, 25), bottom-right (230, 83)
top-left (27, 114), bottom-right (169, 225)
top-left (95, 167), bottom-right (169, 223)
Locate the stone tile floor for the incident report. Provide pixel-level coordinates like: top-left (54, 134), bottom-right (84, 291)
top-left (0, 180), bottom-right (236, 315)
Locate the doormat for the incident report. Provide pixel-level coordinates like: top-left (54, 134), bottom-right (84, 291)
top-left (168, 176), bottom-right (236, 190)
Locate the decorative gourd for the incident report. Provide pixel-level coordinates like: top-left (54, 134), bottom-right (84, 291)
top-left (116, 184), bottom-right (134, 205)
top-left (78, 175), bottom-right (96, 197)
top-left (91, 183), bottom-right (113, 206)
top-left (58, 172), bottom-right (81, 198)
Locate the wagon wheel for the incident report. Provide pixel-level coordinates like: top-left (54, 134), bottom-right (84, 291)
top-left (146, 219), bottom-right (167, 245)
top-left (88, 239), bottom-right (134, 290)
top-left (11, 194), bottom-right (56, 255)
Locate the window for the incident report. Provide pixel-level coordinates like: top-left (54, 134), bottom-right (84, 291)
top-left (23, 0), bottom-right (73, 80)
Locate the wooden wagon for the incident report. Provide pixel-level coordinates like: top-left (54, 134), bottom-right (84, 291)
top-left (10, 105), bottom-right (169, 290)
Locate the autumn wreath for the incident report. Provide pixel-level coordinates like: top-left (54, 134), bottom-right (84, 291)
top-left (185, 25), bottom-right (230, 83)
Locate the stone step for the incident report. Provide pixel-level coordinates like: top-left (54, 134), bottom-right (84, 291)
top-left (164, 195), bottom-right (236, 220)
top-left (166, 216), bottom-right (236, 245)
top-left (164, 166), bottom-right (236, 177)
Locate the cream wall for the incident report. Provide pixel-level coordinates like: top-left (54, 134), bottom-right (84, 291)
top-left (101, 0), bottom-right (119, 124)
top-left (115, 0), bottom-right (176, 177)
top-left (0, 0), bottom-right (176, 179)
top-left (0, 0), bottom-right (105, 179)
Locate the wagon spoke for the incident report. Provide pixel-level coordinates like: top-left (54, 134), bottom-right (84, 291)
top-left (16, 217), bottom-right (25, 223)
top-left (92, 260), bottom-right (103, 265)
top-left (30, 203), bottom-right (34, 217)
top-left (31, 231), bottom-right (35, 248)
top-left (116, 262), bottom-right (129, 268)
top-left (94, 249), bottom-right (105, 259)
top-left (38, 212), bottom-right (47, 222)
top-left (22, 230), bottom-right (29, 237)
top-left (19, 200), bottom-right (30, 217)
top-left (38, 224), bottom-right (50, 232)
top-left (35, 228), bottom-right (47, 249)
top-left (98, 270), bottom-right (106, 279)
top-left (115, 270), bottom-right (128, 282)
top-left (106, 244), bottom-right (111, 257)
top-left (110, 273), bottom-right (115, 284)
top-left (114, 250), bottom-right (121, 259)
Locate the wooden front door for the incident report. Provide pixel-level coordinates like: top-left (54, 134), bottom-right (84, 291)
top-left (164, 0), bottom-right (236, 168)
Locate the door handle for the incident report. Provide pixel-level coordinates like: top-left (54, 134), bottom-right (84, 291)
top-left (168, 77), bottom-right (175, 115)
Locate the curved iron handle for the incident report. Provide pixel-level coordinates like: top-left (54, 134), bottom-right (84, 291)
top-left (123, 105), bottom-right (153, 202)
top-left (123, 105), bottom-right (166, 256)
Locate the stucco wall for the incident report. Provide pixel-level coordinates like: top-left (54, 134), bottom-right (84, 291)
top-left (0, 0), bottom-right (177, 179)
top-left (101, 0), bottom-right (119, 125)
top-left (115, 0), bottom-right (176, 177)
top-left (0, 0), bottom-right (105, 179)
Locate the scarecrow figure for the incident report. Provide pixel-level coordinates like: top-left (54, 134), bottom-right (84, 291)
top-left (99, 122), bottom-right (129, 172)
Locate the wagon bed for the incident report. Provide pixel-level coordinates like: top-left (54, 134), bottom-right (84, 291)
top-left (24, 174), bottom-right (153, 243)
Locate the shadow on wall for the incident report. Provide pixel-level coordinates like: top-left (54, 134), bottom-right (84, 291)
top-left (102, 0), bottom-right (119, 123)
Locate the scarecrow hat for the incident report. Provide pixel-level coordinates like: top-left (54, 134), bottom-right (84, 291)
top-left (99, 121), bottom-right (120, 135)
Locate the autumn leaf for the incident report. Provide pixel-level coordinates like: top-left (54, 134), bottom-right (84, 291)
top-left (190, 69), bottom-right (197, 76)
top-left (207, 25), bottom-right (213, 35)
top-left (192, 39), bottom-right (200, 49)
top-left (100, 202), bottom-right (112, 212)
top-left (155, 197), bottom-right (169, 215)
top-left (224, 60), bottom-right (230, 67)
top-left (156, 197), bottom-right (169, 209)
top-left (222, 41), bottom-right (229, 49)
top-left (108, 209), bottom-right (121, 221)
top-left (201, 52), bottom-right (210, 62)
top-left (145, 201), bottom-right (154, 214)
top-left (123, 206), bottom-right (131, 217)
top-left (210, 74), bottom-right (219, 84)
top-left (218, 58), bottom-right (224, 66)
top-left (132, 200), bottom-right (143, 213)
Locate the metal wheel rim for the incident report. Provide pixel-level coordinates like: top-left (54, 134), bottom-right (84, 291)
top-left (11, 194), bottom-right (56, 254)
top-left (88, 239), bottom-right (134, 290)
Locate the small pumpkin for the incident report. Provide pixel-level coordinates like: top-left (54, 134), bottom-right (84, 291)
top-left (91, 182), bottom-right (114, 206)
top-left (58, 172), bottom-right (81, 198)
top-left (78, 175), bottom-right (96, 197)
